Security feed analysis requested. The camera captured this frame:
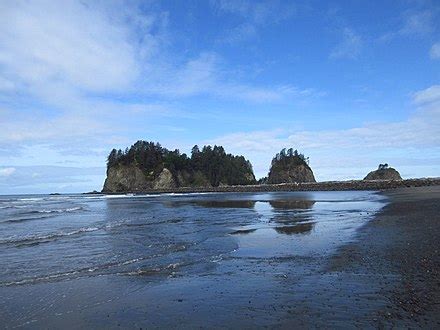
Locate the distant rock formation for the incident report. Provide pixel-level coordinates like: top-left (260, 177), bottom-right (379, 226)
top-left (364, 164), bottom-right (402, 181)
top-left (102, 141), bottom-right (256, 193)
top-left (267, 148), bottom-right (316, 184)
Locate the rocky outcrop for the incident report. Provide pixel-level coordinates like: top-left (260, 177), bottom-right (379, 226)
top-left (153, 168), bottom-right (176, 189)
top-left (103, 141), bottom-right (256, 192)
top-left (268, 163), bottom-right (315, 184)
top-left (102, 165), bottom-right (233, 193)
top-left (364, 167), bottom-right (402, 181)
top-left (102, 165), bottom-right (196, 193)
top-left (103, 165), bottom-right (152, 192)
top-left (267, 153), bottom-right (316, 184)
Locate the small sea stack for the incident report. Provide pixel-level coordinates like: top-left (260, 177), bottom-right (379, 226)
top-left (267, 148), bottom-right (316, 184)
top-left (364, 164), bottom-right (402, 181)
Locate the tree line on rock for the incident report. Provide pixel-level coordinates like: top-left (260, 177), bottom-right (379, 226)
top-left (107, 140), bottom-right (256, 187)
top-left (271, 148), bottom-right (309, 167)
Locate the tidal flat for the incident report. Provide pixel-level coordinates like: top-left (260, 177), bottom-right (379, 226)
top-left (0, 188), bottom-right (439, 328)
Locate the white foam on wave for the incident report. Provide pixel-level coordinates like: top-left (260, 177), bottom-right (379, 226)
top-left (0, 226), bottom-right (100, 245)
top-left (17, 197), bottom-right (45, 202)
top-left (36, 206), bottom-right (83, 214)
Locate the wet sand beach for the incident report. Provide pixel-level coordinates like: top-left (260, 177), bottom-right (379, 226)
top-left (0, 187), bottom-right (439, 328)
top-left (329, 185), bottom-right (440, 327)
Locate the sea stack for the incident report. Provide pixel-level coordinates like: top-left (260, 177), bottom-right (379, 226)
top-left (364, 164), bottom-right (402, 181)
top-left (267, 148), bottom-right (316, 184)
top-left (102, 141), bottom-right (256, 192)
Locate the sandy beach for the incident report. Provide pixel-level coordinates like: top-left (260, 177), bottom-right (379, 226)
top-left (329, 186), bottom-right (440, 327)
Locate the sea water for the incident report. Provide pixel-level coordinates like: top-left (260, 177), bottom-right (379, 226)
top-left (0, 191), bottom-right (387, 327)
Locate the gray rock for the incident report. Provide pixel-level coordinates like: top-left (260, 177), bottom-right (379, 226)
top-left (153, 168), bottom-right (176, 189)
top-left (102, 165), bottom-right (152, 192)
top-left (268, 158), bottom-right (316, 184)
top-left (364, 168), bottom-right (402, 181)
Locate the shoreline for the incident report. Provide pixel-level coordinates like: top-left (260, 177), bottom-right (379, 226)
top-left (100, 177), bottom-right (440, 194)
top-left (328, 185), bottom-right (440, 327)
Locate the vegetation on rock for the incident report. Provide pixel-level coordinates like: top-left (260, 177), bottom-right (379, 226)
top-left (104, 140), bottom-right (256, 191)
top-left (364, 164), bottom-right (402, 181)
top-left (267, 148), bottom-right (316, 184)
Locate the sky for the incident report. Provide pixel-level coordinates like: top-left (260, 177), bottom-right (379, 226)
top-left (0, 0), bottom-right (439, 194)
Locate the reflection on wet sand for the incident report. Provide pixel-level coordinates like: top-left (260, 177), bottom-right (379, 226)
top-left (269, 200), bottom-right (316, 210)
top-left (196, 200), bottom-right (256, 209)
top-left (163, 200), bottom-right (257, 209)
top-left (268, 199), bottom-right (315, 228)
top-left (228, 198), bottom-right (316, 236)
top-left (163, 197), bottom-right (316, 211)
top-left (274, 222), bottom-right (314, 235)
top-left (230, 228), bottom-right (258, 235)
top-left (270, 213), bottom-right (312, 225)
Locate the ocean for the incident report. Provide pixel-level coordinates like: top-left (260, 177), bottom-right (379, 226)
top-left (0, 191), bottom-right (387, 327)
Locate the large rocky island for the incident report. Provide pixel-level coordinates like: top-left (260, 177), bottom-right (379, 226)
top-left (102, 141), bottom-right (256, 192)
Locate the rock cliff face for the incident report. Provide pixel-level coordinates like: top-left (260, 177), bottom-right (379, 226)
top-left (103, 165), bottom-right (150, 192)
top-left (364, 167), bottom-right (402, 181)
top-left (103, 166), bottom-right (201, 192)
top-left (267, 154), bottom-right (316, 184)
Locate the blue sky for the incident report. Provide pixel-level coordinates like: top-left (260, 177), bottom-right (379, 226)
top-left (0, 0), bottom-right (439, 194)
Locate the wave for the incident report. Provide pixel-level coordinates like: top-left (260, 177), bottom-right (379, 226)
top-left (0, 254), bottom-right (171, 287)
top-left (17, 197), bottom-right (45, 202)
top-left (0, 226), bottom-right (100, 246)
top-left (0, 207), bottom-right (84, 225)
top-left (30, 206), bottom-right (83, 214)
top-left (0, 218), bottom-right (132, 245)
top-left (0, 204), bottom-right (29, 209)
top-left (0, 205), bottom-right (15, 209)
top-left (1, 215), bottom-right (52, 224)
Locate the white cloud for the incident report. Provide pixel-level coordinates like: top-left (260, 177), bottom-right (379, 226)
top-left (0, 0), bottom-right (303, 103)
top-left (330, 28), bottom-right (362, 59)
top-left (430, 43), bottom-right (440, 59)
top-left (0, 0), bottom-right (322, 162)
top-left (0, 166), bottom-right (105, 194)
top-left (210, 85), bottom-right (440, 180)
top-left (413, 85), bottom-right (440, 105)
top-left (141, 52), bottom-right (320, 102)
top-left (0, 1), bottom-right (150, 93)
top-left (0, 0), bottom-right (316, 148)
top-left (0, 167), bottom-right (16, 177)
